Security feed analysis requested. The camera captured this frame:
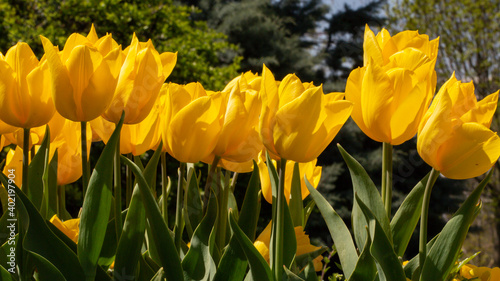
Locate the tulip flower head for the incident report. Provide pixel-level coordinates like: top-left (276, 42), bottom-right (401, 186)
top-left (0, 42), bottom-right (55, 128)
top-left (41, 29), bottom-right (122, 122)
top-left (161, 82), bottom-right (225, 163)
top-left (417, 73), bottom-right (500, 179)
top-left (346, 25), bottom-right (439, 145)
top-left (204, 73), bottom-right (263, 165)
top-left (259, 65), bottom-right (353, 162)
top-left (102, 34), bottom-right (177, 124)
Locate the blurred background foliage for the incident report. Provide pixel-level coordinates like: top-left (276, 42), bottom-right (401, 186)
top-left (0, 0), bottom-right (497, 273)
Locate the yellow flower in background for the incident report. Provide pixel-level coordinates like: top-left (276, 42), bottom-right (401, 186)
top-left (3, 125), bottom-right (46, 150)
top-left (254, 221), bottom-right (323, 271)
top-left (258, 153), bottom-right (322, 204)
top-left (102, 34), bottom-right (177, 124)
top-left (86, 24), bottom-right (121, 57)
top-left (2, 146), bottom-right (25, 187)
top-left (259, 65), bottom-right (352, 162)
top-left (345, 25), bottom-right (439, 145)
top-left (40, 30), bottom-right (122, 122)
top-left (0, 42), bottom-right (55, 128)
top-left (161, 82), bottom-right (225, 163)
top-left (417, 73), bottom-right (500, 179)
top-left (459, 264), bottom-right (500, 281)
top-left (50, 215), bottom-right (80, 244)
top-left (50, 116), bottom-right (92, 186)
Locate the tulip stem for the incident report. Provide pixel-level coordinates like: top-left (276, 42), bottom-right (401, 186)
top-left (381, 142), bottom-right (393, 218)
top-left (203, 156), bottom-right (221, 213)
top-left (161, 151), bottom-right (169, 226)
top-left (114, 132), bottom-right (122, 241)
top-left (174, 162), bottom-right (186, 252)
top-left (81, 121), bottom-right (90, 197)
top-left (273, 158), bottom-right (287, 281)
top-left (419, 168), bottom-right (440, 272)
top-left (22, 128), bottom-right (30, 191)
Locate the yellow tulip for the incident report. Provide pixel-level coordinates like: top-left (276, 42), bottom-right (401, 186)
top-left (50, 117), bottom-right (92, 186)
top-left (90, 88), bottom-right (163, 156)
top-left (254, 221), bottom-right (323, 271)
top-left (161, 82), bottom-right (225, 163)
top-left (0, 42), bottom-right (55, 128)
top-left (40, 31), bottom-right (122, 122)
top-left (259, 65), bottom-right (352, 162)
top-left (417, 73), bottom-right (500, 179)
top-left (345, 25), bottom-right (439, 145)
top-left (102, 34), bottom-right (177, 124)
top-left (204, 73), bottom-right (263, 166)
top-left (50, 215), bottom-right (80, 244)
top-left (257, 153), bottom-right (322, 204)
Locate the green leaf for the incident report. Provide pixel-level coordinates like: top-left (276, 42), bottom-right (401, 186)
top-left (151, 268), bottom-right (166, 281)
top-left (40, 149), bottom-right (58, 220)
top-left (182, 194), bottom-right (217, 281)
top-left (420, 170), bottom-right (492, 281)
top-left (138, 254), bottom-right (157, 281)
top-left (303, 200), bottom-right (316, 227)
top-left (121, 156), bottom-right (184, 281)
top-left (0, 264), bottom-right (14, 280)
top-left (305, 177), bottom-right (358, 280)
top-left (228, 210), bottom-right (274, 281)
top-left (289, 162), bottom-right (304, 227)
top-left (213, 162), bottom-right (261, 281)
top-left (142, 144), bottom-right (163, 191)
top-left (355, 194), bottom-right (406, 281)
top-left (295, 246), bottom-right (327, 271)
top-left (78, 113), bottom-right (124, 281)
top-left (390, 173), bottom-right (429, 257)
top-left (303, 260), bottom-right (318, 281)
top-left (184, 164), bottom-right (203, 239)
top-left (238, 161), bottom-right (261, 240)
top-left (403, 235), bottom-right (438, 280)
top-left (284, 267), bottom-right (305, 281)
top-left (348, 227), bottom-right (376, 281)
top-left (27, 125), bottom-right (50, 210)
top-left (115, 184), bottom-right (147, 279)
top-left (338, 144), bottom-right (392, 249)
top-left (29, 252), bottom-right (66, 281)
top-left (14, 184), bottom-right (85, 281)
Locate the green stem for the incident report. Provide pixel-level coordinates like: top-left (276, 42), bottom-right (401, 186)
top-left (126, 154), bottom-right (133, 207)
top-left (114, 132), bottom-right (122, 241)
top-left (57, 185), bottom-right (66, 218)
top-left (273, 158), bottom-right (287, 281)
top-left (161, 152), bottom-right (169, 226)
top-left (22, 128), bottom-right (30, 191)
top-left (81, 121), bottom-right (89, 198)
top-left (174, 162), bottom-right (186, 251)
top-left (217, 169), bottom-right (231, 250)
top-left (203, 156), bottom-right (221, 212)
top-left (381, 142), bottom-right (393, 218)
top-left (419, 168), bottom-right (440, 272)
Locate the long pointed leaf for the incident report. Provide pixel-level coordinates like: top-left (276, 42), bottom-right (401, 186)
top-left (355, 194), bottom-right (406, 281)
top-left (114, 184), bottom-right (147, 280)
top-left (305, 177), bottom-right (358, 280)
top-left (338, 144), bottom-right (391, 249)
top-left (228, 210), bottom-right (274, 281)
top-left (27, 125), bottom-right (50, 210)
top-left (121, 156), bottom-right (184, 281)
top-left (390, 173), bottom-right (429, 257)
top-left (420, 170), bottom-right (492, 281)
top-left (78, 114), bottom-right (124, 281)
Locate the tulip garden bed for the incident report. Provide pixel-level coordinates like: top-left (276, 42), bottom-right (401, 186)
top-left (0, 24), bottom-right (499, 281)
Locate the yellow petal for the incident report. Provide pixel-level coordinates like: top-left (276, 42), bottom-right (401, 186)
top-left (360, 62), bottom-right (393, 142)
top-left (278, 74), bottom-right (306, 108)
top-left (87, 24), bottom-right (98, 43)
top-left (159, 51), bottom-right (177, 79)
top-left (460, 90), bottom-right (499, 127)
top-left (437, 122), bottom-right (500, 179)
top-left (363, 25), bottom-right (383, 66)
top-left (167, 95), bottom-right (222, 163)
top-left (40, 36), bottom-right (76, 120)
